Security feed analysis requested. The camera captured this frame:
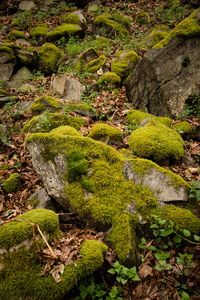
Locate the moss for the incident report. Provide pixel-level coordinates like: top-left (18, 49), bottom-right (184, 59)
top-left (21, 113), bottom-right (85, 134)
top-left (31, 95), bottom-right (62, 116)
top-left (27, 196), bottom-right (40, 208)
top-left (64, 101), bottom-right (96, 115)
top-left (29, 23), bottom-right (49, 38)
top-left (111, 51), bottom-right (139, 80)
top-left (169, 0), bottom-right (181, 11)
top-left (147, 30), bottom-right (168, 48)
top-left (182, 56), bottom-right (191, 67)
top-left (173, 121), bottom-right (191, 134)
top-left (93, 14), bottom-right (129, 39)
top-left (66, 149), bottom-right (89, 181)
top-left (86, 55), bottom-right (106, 73)
top-left (88, 123), bottom-right (122, 143)
top-left (0, 46), bottom-right (16, 61)
top-left (154, 8), bottom-right (200, 49)
top-left (126, 109), bottom-right (172, 127)
top-left (46, 24), bottom-right (82, 42)
top-left (64, 13), bottom-right (81, 26)
top-left (136, 12), bottom-right (150, 25)
top-left (161, 205), bottom-right (200, 234)
top-left (38, 43), bottom-right (61, 76)
top-left (129, 120), bottom-right (184, 163)
top-left (11, 19), bottom-right (19, 26)
top-left (0, 89), bottom-right (10, 96)
top-left (96, 72), bottom-right (121, 88)
top-left (7, 30), bottom-right (25, 41)
top-left (0, 164), bottom-right (9, 171)
top-left (2, 173), bottom-right (21, 194)
top-left (50, 126), bottom-right (82, 136)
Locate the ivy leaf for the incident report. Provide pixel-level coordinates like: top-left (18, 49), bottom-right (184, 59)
top-left (183, 229), bottom-right (191, 237)
top-left (173, 235), bottom-right (182, 244)
top-left (193, 235), bottom-right (200, 241)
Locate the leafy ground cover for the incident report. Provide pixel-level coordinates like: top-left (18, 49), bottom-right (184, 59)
top-left (0, 0), bottom-right (200, 299)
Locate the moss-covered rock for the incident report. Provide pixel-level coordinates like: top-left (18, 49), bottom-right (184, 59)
top-left (74, 47), bottom-right (99, 73)
top-left (21, 112), bottom-right (85, 134)
top-left (50, 126), bottom-right (82, 136)
top-left (38, 43), bottom-right (61, 75)
top-left (11, 19), bottom-right (19, 26)
top-left (136, 12), bottom-right (150, 25)
top-left (173, 121), bottom-right (192, 135)
top-left (88, 123), bottom-right (122, 145)
top-left (0, 89), bottom-right (10, 96)
top-left (29, 23), bottom-right (49, 38)
top-left (161, 204), bottom-right (200, 234)
top-left (129, 120), bottom-right (184, 163)
top-left (0, 208), bottom-right (108, 299)
top-left (64, 101), bottom-right (97, 117)
top-left (86, 55), bottom-right (107, 73)
top-left (46, 24), bottom-right (83, 42)
top-left (111, 50), bottom-right (140, 80)
top-left (2, 173), bottom-right (21, 194)
top-left (31, 95), bottom-right (62, 116)
top-left (96, 72), bottom-right (121, 89)
top-left (7, 30), bottom-right (25, 41)
top-left (145, 27), bottom-right (169, 48)
top-left (126, 109), bottom-right (172, 127)
top-left (63, 11), bottom-right (87, 31)
top-left (15, 48), bottom-right (38, 68)
top-left (93, 14), bottom-right (129, 39)
top-left (154, 8), bottom-right (200, 49)
top-left (0, 46), bottom-right (16, 61)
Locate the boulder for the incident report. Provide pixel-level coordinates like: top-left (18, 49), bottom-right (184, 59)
top-left (126, 9), bottom-right (200, 117)
top-left (0, 46), bottom-right (16, 82)
top-left (19, 0), bottom-right (36, 10)
top-left (88, 0), bottom-right (102, 14)
top-left (46, 24), bottom-right (83, 42)
top-left (64, 11), bottom-right (87, 31)
top-left (96, 72), bottom-right (121, 89)
top-left (0, 89), bottom-right (18, 107)
top-left (25, 131), bottom-right (191, 263)
top-left (27, 187), bottom-right (57, 211)
top-left (63, 101), bottom-right (97, 119)
top-left (74, 47), bottom-right (99, 73)
top-left (0, 208), bottom-right (108, 299)
top-left (30, 95), bottom-right (63, 116)
top-left (88, 123), bottom-right (122, 145)
top-left (52, 75), bottom-right (85, 101)
top-left (7, 66), bottom-right (32, 88)
top-left (38, 43), bottom-right (61, 75)
top-left (15, 47), bottom-right (38, 68)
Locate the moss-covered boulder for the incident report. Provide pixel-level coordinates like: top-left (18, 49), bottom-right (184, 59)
top-left (86, 55), bottom-right (107, 73)
top-left (50, 126), bottom-right (82, 136)
top-left (2, 173), bottom-right (21, 194)
top-left (0, 208), bottom-right (108, 299)
top-left (38, 43), bottom-right (61, 75)
top-left (46, 24), bottom-right (83, 42)
top-left (111, 50), bottom-right (140, 81)
top-left (31, 95), bottom-right (63, 116)
top-left (64, 101), bottom-right (97, 118)
top-left (96, 72), bottom-right (121, 89)
top-left (7, 30), bottom-right (25, 41)
top-left (136, 12), bottom-right (150, 25)
top-left (145, 26), bottom-right (169, 48)
top-left (29, 23), bottom-right (49, 39)
top-left (126, 110), bottom-right (172, 127)
top-left (15, 47), bottom-right (38, 68)
top-left (74, 47), bottom-right (99, 73)
top-left (173, 121), bottom-right (192, 135)
top-left (64, 11), bottom-right (87, 31)
top-left (92, 13), bottom-right (129, 39)
top-left (21, 112), bottom-right (85, 134)
top-left (129, 120), bottom-right (184, 163)
top-left (25, 132), bottom-right (190, 263)
top-left (88, 123), bottom-right (122, 145)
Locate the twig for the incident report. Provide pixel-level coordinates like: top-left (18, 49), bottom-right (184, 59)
top-left (36, 224), bottom-right (57, 259)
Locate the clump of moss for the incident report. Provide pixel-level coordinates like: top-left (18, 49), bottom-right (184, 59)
top-left (126, 109), bottom-right (172, 127)
top-left (147, 30), bottom-right (169, 48)
top-left (0, 46), bottom-right (16, 61)
top-left (111, 50), bottom-right (140, 80)
top-left (86, 55), bottom-right (107, 73)
top-left (7, 30), bottom-right (25, 41)
top-left (0, 89), bottom-right (10, 96)
top-left (38, 43), bottom-right (61, 75)
top-left (66, 149), bottom-right (89, 181)
top-left (161, 204), bottom-right (200, 234)
top-left (29, 23), bottom-right (49, 38)
top-left (0, 164), bottom-right (9, 171)
top-left (182, 56), bottom-right (191, 67)
top-left (31, 95), bottom-right (62, 116)
top-left (136, 12), bottom-right (150, 25)
top-left (2, 173), bottom-right (21, 194)
top-left (64, 101), bottom-right (96, 115)
top-left (64, 13), bottom-right (81, 26)
top-left (93, 14), bottom-right (129, 39)
top-left (129, 120), bottom-right (184, 163)
top-left (154, 8), bottom-right (200, 49)
top-left (96, 72), bottom-right (121, 89)
top-left (46, 24), bottom-right (82, 42)
top-left (50, 126), bottom-right (82, 136)
top-left (11, 19), bottom-right (19, 26)
top-left (88, 123), bottom-right (122, 144)
top-left (173, 121), bottom-right (191, 134)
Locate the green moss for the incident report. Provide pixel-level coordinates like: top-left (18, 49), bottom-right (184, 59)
top-left (64, 13), bottom-right (81, 26)
top-left (0, 89), bottom-right (9, 96)
top-left (11, 19), bottom-right (19, 26)
top-left (0, 164), bottom-right (9, 171)
top-left (86, 55), bottom-right (106, 73)
top-left (50, 126), bottom-right (82, 136)
top-left (129, 120), bottom-right (184, 163)
top-left (7, 30), bottom-right (25, 41)
top-left (88, 123), bottom-right (122, 143)
top-left (2, 173), bottom-right (21, 194)
top-left (0, 46), bottom-right (16, 61)
top-left (93, 14), bottom-right (129, 39)
top-left (126, 109), bottom-right (172, 127)
top-left (31, 95), bottom-right (62, 116)
top-left (111, 51), bottom-right (139, 80)
top-left (173, 121), bottom-right (191, 134)
top-left (161, 205), bottom-right (200, 234)
top-left (182, 56), bottom-right (191, 67)
top-left (64, 101), bottom-right (96, 115)
top-left (154, 8), bottom-right (200, 49)
top-left (27, 196), bottom-right (40, 208)
top-left (46, 24), bottom-right (82, 42)
top-left (136, 12), bottom-right (150, 25)
top-left (147, 30), bottom-right (168, 48)
top-left (38, 43), bottom-right (61, 75)
top-left (66, 149), bottom-right (89, 181)
top-left (169, 0), bottom-right (181, 11)
top-left (96, 72), bottom-right (121, 88)
top-left (21, 113), bottom-right (85, 134)
top-left (29, 23), bottom-right (49, 38)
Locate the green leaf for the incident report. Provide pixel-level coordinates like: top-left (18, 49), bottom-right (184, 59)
top-left (168, 241), bottom-right (173, 246)
top-left (177, 257), bottom-right (184, 265)
top-left (183, 229), bottom-right (191, 237)
top-left (165, 264), bottom-right (173, 270)
top-left (193, 234), bottom-right (200, 241)
top-left (181, 284), bottom-right (189, 290)
top-left (131, 274), bottom-right (141, 281)
top-left (181, 291), bottom-right (190, 300)
top-left (161, 229), bottom-right (173, 237)
top-left (140, 237), bottom-right (146, 244)
top-left (158, 219), bottom-right (166, 225)
top-left (155, 264), bottom-right (163, 271)
top-left (139, 244), bottom-right (145, 249)
top-left (87, 284), bottom-right (95, 294)
top-left (150, 224), bottom-right (158, 229)
top-left (177, 270), bottom-right (183, 276)
top-left (185, 263), bottom-right (195, 268)
top-left (174, 282), bottom-right (181, 287)
top-left (108, 268), bottom-right (116, 274)
top-left (149, 245), bottom-right (156, 251)
top-left (173, 235), bottom-right (182, 244)
top-left (80, 291), bottom-right (88, 299)
top-left (153, 229), bottom-right (159, 237)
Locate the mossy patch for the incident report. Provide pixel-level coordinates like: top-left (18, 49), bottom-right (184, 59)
top-left (38, 43), bottom-right (61, 75)
top-left (29, 23), bottom-right (49, 38)
top-left (161, 204), bottom-right (200, 234)
top-left (96, 72), bottom-right (121, 89)
top-left (129, 120), bottom-right (184, 163)
top-left (154, 8), bottom-right (200, 49)
top-left (64, 101), bottom-right (96, 115)
top-left (2, 173), bottom-right (21, 194)
top-left (0, 89), bottom-right (10, 96)
top-left (46, 24), bottom-right (82, 42)
top-left (64, 13), bottom-right (81, 26)
top-left (173, 121), bottom-right (192, 134)
top-left (126, 109), bottom-right (172, 127)
top-left (146, 30), bottom-right (169, 48)
top-left (136, 12), bottom-right (150, 25)
top-left (50, 126), bottom-right (82, 136)
top-left (88, 123), bottom-right (122, 144)
top-left (7, 30), bottom-right (25, 41)
top-left (0, 46), bottom-right (16, 61)
top-left (86, 55), bottom-right (107, 73)
top-left (31, 95), bottom-right (62, 116)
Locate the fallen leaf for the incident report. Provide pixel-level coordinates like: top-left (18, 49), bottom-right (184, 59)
top-left (50, 264), bottom-right (64, 283)
top-left (138, 263), bottom-right (152, 279)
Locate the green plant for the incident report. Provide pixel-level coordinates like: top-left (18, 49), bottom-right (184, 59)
top-left (107, 261), bottom-right (140, 285)
top-left (189, 180), bottom-right (200, 202)
top-left (75, 275), bottom-right (107, 300)
top-left (182, 93), bottom-right (200, 118)
top-left (37, 110), bottom-right (52, 132)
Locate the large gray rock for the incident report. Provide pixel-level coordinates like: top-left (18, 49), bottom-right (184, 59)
top-left (126, 36), bottom-right (200, 117)
top-left (0, 48), bottom-right (16, 82)
top-left (19, 0), bottom-right (36, 10)
top-left (7, 66), bottom-right (32, 88)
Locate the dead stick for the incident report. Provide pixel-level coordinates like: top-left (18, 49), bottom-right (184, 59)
top-left (36, 224), bottom-right (57, 259)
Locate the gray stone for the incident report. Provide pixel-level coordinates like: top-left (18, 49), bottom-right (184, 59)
top-left (7, 67), bottom-right (32, 88)
top-left (19, 0), bottom-right (36, 11)
top-left (0, 96), bottom-right (18, 107)
top-left (0, 49), bottom-right (16, 82)
top-left (88, 0), bottom-right (101, 13)
top-left (126, 37), bottom-right (200, 118)
top-left (52, 75), bottom-right (85, 101)
top-left (20, 84), bottom-right (37, 93)
top-left (15, 49), bottom-right (38, 68)
top-left (27, 188), bottom-right (57, 211)
top-left (18, 100), bottom-right (34, 111)
top-left (15, 39), bottom-right (32, 47)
